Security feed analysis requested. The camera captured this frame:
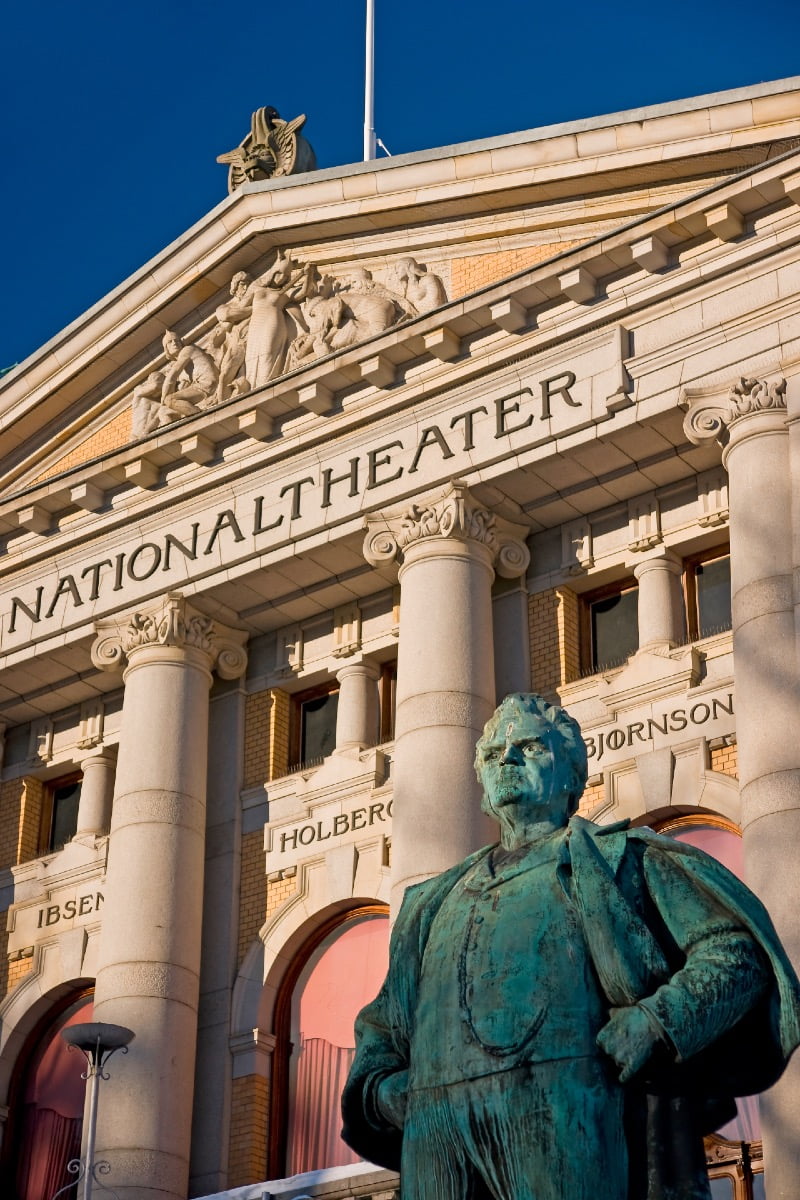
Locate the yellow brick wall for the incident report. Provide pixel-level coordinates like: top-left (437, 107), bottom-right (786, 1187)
top-left (269, 689), bottom-right (290, 780)
top-left (33, 409), bottom-right (133, 483)
top-left (528, 587), bottom-right (580, 696)
top-left (237, 830), bottom-right (267, 969)
top-left (711, 741), bottom-right (738, 780)
top-left (228, 1073), bottom-right (269, 1187)
top-left (578, 780), bottom-right (605, 818)
top-left (243, 691), bottom-right (272, 789)
top-left (0, 776), bottom-right (44, 870)
top-left (266, 874), bottom-right (298, 921)
top-left (450, 243), bottom-right (578, 298)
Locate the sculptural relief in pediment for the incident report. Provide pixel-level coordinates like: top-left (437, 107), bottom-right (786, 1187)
top-left (129, 251), bottom-right (448, 439)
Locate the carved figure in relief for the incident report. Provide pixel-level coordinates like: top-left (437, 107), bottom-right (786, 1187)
top-left (325, 268), bottom-right (402, 349)
top-left (131, 371), bottom-right (167, 438)
top-left (342, 693), bottom-right (800, 1200)
top-left (242, 251), bottom-right (314, 388)
top-left (211, 271), bottom-right (253, 404)
top-left (160, 331), bottom-right (219, 419)
top-left (388, 256), bottom-right (447, 314)
top-left (216, 106), bottom-right (317, 192)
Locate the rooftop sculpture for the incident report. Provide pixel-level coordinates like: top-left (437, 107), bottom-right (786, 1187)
top-left (342, 693), bottom-right (800, 1200)
top-left (216, 106), bottom-right (317, 191)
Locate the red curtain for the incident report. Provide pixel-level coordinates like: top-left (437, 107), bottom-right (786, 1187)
top-left (15, 1105), bottom-right (82, 1200)
top-left (287, 1038), bottom-right (357, 1176)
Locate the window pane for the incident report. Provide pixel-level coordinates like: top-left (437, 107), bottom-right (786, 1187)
top-left (696, 556), bottom-right (731, 638)
top-left (752, 1172), bottom-right (766, 1199)
top-left (287, 914), bottom-right (390, 1175)
top-left (709, 1178), bottom-right (735, 1199)
top-left (50, 782), bottom-right (81, 852)
top-left (300, 692), bottom-right (339, 764)
top-left (591, 588), bottom-right (638, 670)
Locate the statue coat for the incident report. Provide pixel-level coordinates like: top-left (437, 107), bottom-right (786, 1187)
top-left (341, 817), bottom-right (800, 1199)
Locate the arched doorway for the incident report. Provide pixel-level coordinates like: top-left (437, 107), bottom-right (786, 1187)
top-left (7, 991), bottom-right (93, 1200)
top-left (270, 906), bottom-right (390, 1178)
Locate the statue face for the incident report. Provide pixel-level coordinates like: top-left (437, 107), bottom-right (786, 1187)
top-left (477, 711), bottom-right (573, 823)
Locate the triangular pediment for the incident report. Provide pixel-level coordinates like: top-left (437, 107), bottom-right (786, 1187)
top-left (3, 80), bottom-right (799, 501)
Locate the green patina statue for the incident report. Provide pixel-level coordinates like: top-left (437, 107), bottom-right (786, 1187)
top-left (341, 694), bottom-right (800, 1199)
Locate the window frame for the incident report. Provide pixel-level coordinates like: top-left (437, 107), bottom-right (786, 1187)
top-left (378, 659), bottom-right (397, 744)
top-left (289, 683), bottom-right (340, 771)
top-left (579, 576), bottom-right (639, 675)
top-left (38, 772), bottom-right (82, 855)
top-left (684, 543), bottom-right (731, 643)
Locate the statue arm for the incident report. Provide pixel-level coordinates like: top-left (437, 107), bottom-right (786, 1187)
top-left (634, 847), bottom-right (770, 1061)
top-left (598, 845), bottom-right (770, 1080)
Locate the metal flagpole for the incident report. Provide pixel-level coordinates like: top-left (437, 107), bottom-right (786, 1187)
top-left (363, 0), bottom-right (376, 161)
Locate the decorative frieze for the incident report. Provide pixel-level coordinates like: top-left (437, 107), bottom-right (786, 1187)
top-left (627, 494), bottom-right (662, 553)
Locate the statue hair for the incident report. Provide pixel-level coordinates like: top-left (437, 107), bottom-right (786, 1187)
top-left (475, 693), bottom-right (588, 817)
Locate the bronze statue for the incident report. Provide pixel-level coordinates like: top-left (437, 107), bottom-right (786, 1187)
top-left (342, 693), bottom-right (800, 1199)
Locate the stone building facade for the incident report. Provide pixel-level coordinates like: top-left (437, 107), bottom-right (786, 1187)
top-left (1, 77), bottom-right (800, 1200)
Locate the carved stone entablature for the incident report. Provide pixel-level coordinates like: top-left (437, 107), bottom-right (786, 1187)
top-left (683, 375), bottom-right (788, 447)
top-left (363, 480), bottom-right (530, 578)
top-left (627, 495), bottom-right (662, 553)
top-left (128, 251), bottom-right (448, 438)
top-left (91, 593), bottom-right (248, 678)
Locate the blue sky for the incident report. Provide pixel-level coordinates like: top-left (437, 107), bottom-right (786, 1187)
top-left (2, 0), bottom-right (799, 369)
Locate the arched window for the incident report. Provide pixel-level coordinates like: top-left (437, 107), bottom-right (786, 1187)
top-left (654, 816), bottom-right (762, 1198)
top-left (8, 992), bottom-right (93, 1200)
top-left (271, 907), bottom-right (389, 1178)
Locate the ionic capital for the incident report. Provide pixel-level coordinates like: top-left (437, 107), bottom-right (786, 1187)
top-left (91, 592), bottom-right (248, 679)
top-left (683, 375), bottom-right (787, 447)
top-left (363, 479), bottom-right (530, 578)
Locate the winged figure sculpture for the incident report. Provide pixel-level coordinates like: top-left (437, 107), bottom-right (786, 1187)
top-left (217, 106), bottom-right (317, 192)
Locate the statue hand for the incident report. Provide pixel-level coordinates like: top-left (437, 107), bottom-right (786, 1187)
top-left (597, 1006), bottom-right (659, 1083)
top-left (376, 1070), bottom-right (409, 1129)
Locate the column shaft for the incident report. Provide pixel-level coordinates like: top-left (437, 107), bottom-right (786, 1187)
top-left (724, 398), bottom-right (800, 1200)
top-left (334, 660), bottom-right (380, 753)
top-left (90, 595), bottom-right (247, 1200)
top-left (633, 552), bottom-right (684, 649)
top-left (76, 752), bottom-right (116, 838)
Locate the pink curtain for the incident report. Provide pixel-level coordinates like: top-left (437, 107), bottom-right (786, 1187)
top-left (15, 1105), bottom-right (82, 1200)
top-left (287, 1038), bottom-right (357, 1175)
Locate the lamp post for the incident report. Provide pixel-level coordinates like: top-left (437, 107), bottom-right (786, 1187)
top-left (54, 1022), bottom-right (135, 1200)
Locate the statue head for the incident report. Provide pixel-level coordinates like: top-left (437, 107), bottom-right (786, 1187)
top-left (162, 330), bottom-right (182, 359)
top-left (475, 694), bottom-right (588, 825)
top-left (230, 271), bottom-right (250, 297)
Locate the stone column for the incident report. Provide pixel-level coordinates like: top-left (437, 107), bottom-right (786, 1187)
top-left (90, 594), bottom-right (247, 1200)
top-left (75, 751), bottom-right (116, 839)
top-left (686, 376), bottom-right (799, 1198)
top-left (365, 480), bottom-right (529, 911)
top-left (334, 660), bottom-right (381, 753)
top-left (633, 550), bottom-right (685, 649)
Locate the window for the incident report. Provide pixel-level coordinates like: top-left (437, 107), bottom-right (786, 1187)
top-left (6, 993), bottom-right (93, 1200)
top-left (270, 908), bottom-right (390, 1177)
top-left (685, 547), bottom-right (731, 641)
top-left (290, 686), bottom-right (339, 770)
top-left (40, 775), bottom-right (82, 854)
top-left (379, 660), bottom-right (397, 743)
top-left (581, 579), bottom-right (639, 674)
